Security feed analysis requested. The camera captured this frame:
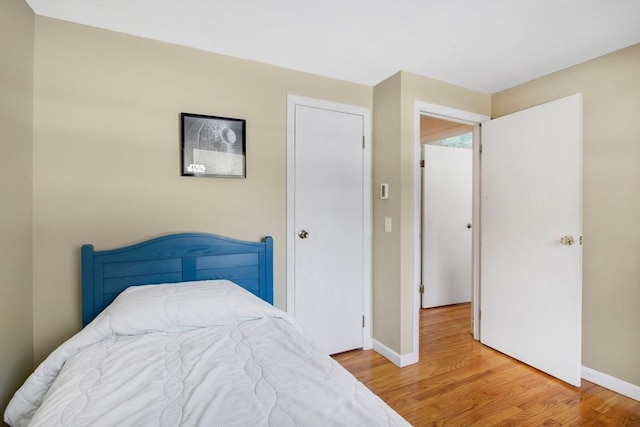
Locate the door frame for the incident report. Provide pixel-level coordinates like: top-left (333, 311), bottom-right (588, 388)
top-left (414, 101), bottom-right (490, 346)
top-left (286, 94), bottom-right (373, 350)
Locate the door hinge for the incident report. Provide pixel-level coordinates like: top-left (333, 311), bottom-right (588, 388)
top-left (580, 235), bottom-right (583, 245)
top-left (362, 315), bottom-right (365, 328)
top-left (480, 144), bottom-right (483, 154)
top-left (362, 135), bottom-right (365, 149)
top-left (420, 160), bottom-right (425, 168)
top-left (419, 285), bottom-right (424, 294)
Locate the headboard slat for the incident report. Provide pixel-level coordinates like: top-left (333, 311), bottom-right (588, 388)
top-left (103, 258), bottom-right (181, 278)
top-left (103, 273), bottom-right (184, 293)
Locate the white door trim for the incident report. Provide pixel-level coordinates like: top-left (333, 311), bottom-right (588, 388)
top-left (287, 94), bottom-right (372, 350)
top-left (414, 101), bottom-right (490, 352)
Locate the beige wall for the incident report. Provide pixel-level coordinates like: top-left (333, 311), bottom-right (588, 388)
top-left (373, 71), bottom-right (490, 354)
top-left (492, 44), bottom-right (640, 386)
top-left (31, 16), bottom-right (371, 363)
top-left (372, 73), bottom-right (403, 352)
top-left (0, 0), bottom-right (35, 413)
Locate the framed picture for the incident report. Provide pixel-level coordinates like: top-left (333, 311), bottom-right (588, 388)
top-left (181, 113), bottom-right (246, 178)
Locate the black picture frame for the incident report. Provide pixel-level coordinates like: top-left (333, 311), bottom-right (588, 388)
top-left (181, 113), bottom-right (246, 178)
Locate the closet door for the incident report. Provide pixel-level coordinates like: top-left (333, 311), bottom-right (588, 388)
top-left (287, 96), bottom-right (371, 355)
top-left (422, 144), bottom-right (472, 308)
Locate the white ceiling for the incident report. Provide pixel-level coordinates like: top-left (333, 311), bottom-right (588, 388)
top-left (25, 0), bottom-right (640, 94)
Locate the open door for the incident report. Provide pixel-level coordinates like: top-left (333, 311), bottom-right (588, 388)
top-left (480, 94), bottom-right (583, 386)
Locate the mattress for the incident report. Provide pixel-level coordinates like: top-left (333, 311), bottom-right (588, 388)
top-left (5, 280), bottom-right (409, 427)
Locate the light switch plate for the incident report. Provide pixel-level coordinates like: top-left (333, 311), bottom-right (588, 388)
top-left (380, 183), bottom-right (389, 199)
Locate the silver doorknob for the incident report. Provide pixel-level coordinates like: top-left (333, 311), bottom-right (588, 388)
top-left (298, 230), bottom-right (309, 239)
top-left (559, 235), bottom-right (575, 246)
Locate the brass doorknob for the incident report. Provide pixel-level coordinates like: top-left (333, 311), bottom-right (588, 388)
top-left (298, 230), bottom-right (309, 239)
top-left (560, 235), bottom-right (575, 246)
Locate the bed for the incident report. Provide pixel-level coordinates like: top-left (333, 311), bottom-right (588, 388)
top-left (4, 233), bottom-right (409, 427)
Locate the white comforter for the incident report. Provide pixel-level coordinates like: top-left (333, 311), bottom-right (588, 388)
top-left (5, 280), bottom-right (409, 427)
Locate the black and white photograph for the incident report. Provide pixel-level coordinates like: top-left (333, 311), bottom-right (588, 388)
top-left (181, 113), bottom-right (246, 178)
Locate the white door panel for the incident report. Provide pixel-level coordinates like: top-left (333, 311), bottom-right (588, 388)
top-left (293, 104), bottom-right (364, 355)
top-left (422, 145), bottom-right (472, 308)
top-left (480, 94), bottom-right (582, 386)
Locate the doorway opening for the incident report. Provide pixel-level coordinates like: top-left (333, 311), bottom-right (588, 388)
top-left (412, 102), bottom-right (489, 359)
top-left (420, 115), bottom-right (474, 311)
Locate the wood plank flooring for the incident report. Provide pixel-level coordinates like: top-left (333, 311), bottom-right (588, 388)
top-left (333, 303), bottom-right (640, 426)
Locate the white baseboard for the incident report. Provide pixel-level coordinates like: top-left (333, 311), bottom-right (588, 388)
top-left (372, 339), bottom-right (419, 368)
top-left (582, 366), bottom-right (640, 401)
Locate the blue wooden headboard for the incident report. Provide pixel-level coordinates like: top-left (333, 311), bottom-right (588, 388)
top-left (81, 233), bottom-right (273, 326)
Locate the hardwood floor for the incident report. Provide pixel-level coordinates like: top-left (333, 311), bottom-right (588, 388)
top-left (333, 303), bottom-right (640, 426)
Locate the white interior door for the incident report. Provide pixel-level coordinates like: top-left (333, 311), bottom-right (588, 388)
top-left (422, 144), bottom-right (472, 308)
top-left (480, 93), bottom-right (583, 386)
top-left (289, 99), bottom-right (368, 355)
